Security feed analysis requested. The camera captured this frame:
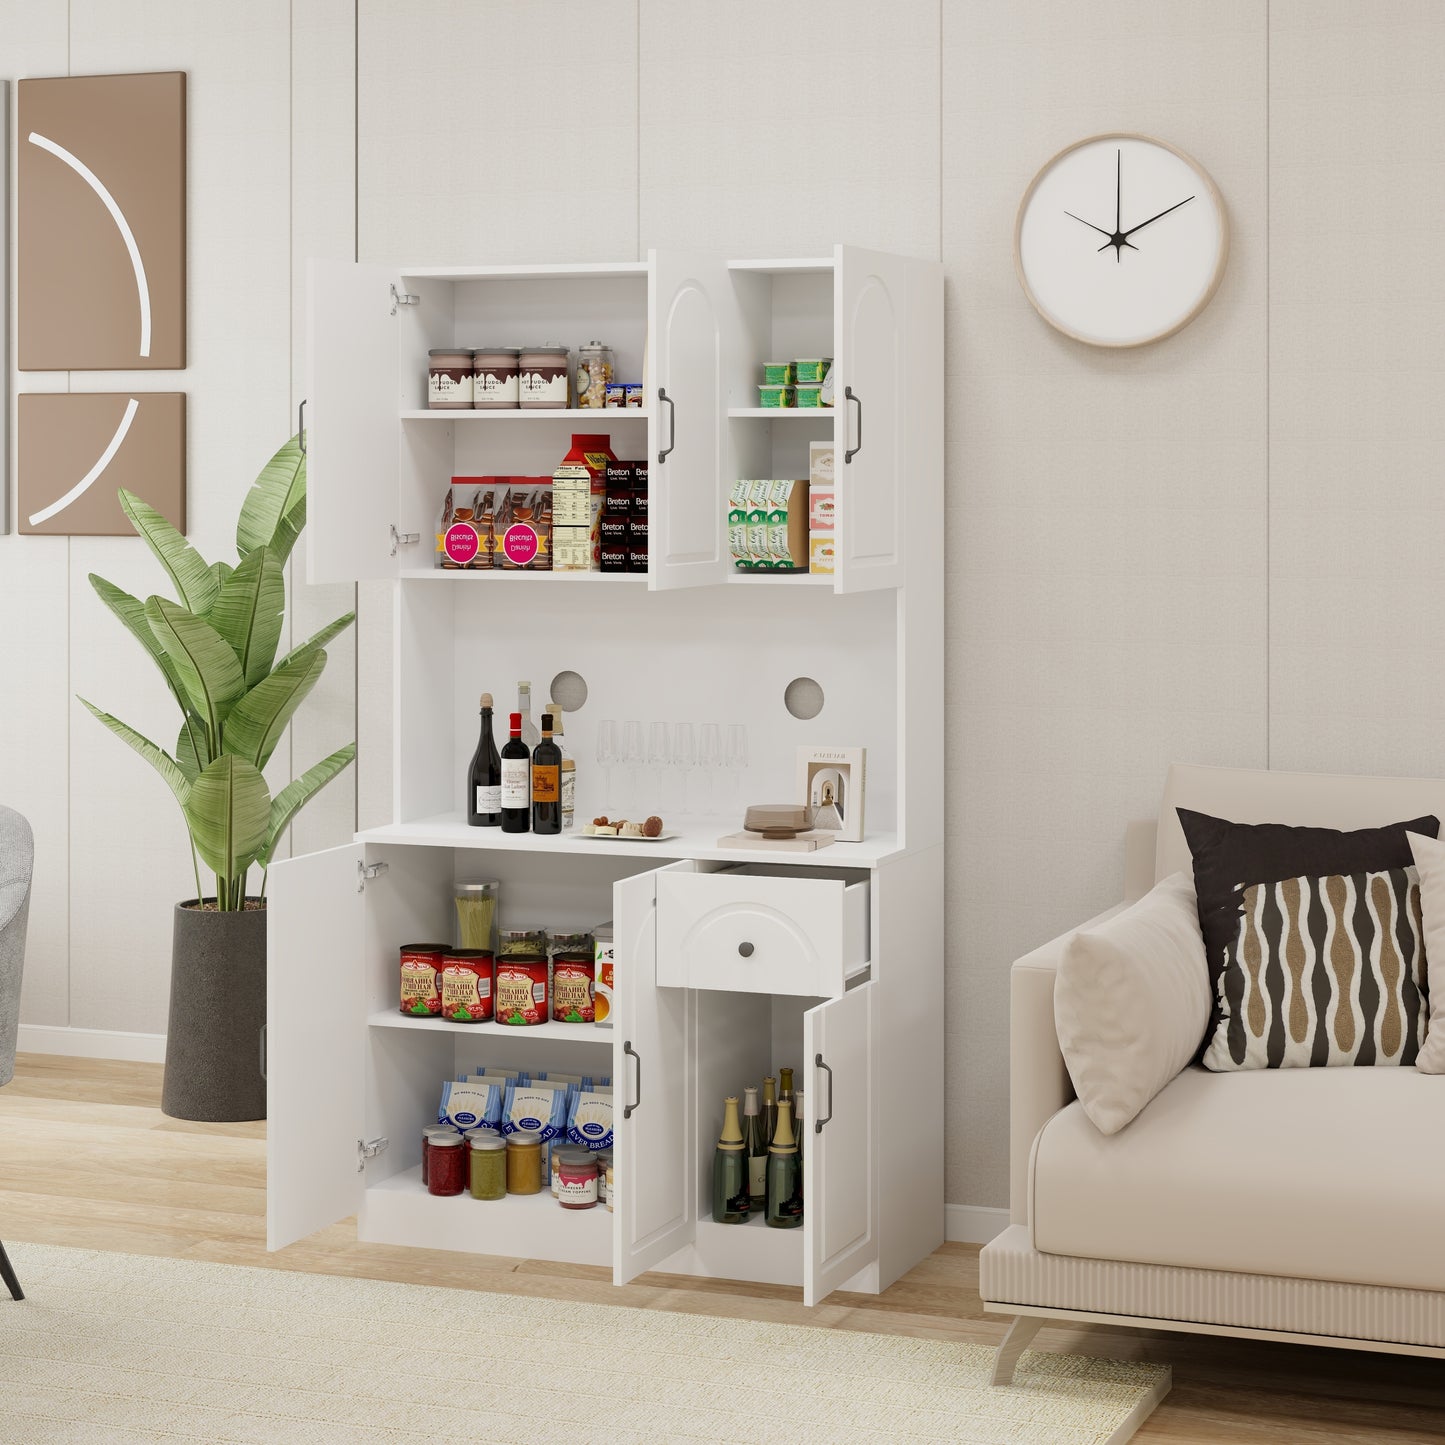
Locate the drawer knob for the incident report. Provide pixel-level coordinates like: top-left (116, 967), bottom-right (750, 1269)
top-left (737, 941), bottom-right (754, 958)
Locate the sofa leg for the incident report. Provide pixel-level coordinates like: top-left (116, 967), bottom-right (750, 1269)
top-left (0, 1239), bottom-right (22, 1302)
top-left (991, 1314), bottom-right (1043, 1385)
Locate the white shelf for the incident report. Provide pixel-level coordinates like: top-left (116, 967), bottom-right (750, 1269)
top-left (727, 407), bottom-right (835, 419)
top-left (401, 408), bottom-right (649, 421)
top-left (727, 257), bottom-right (835, 275)
top-left (361, 1166), bottom-right (612, 1266)
top-left (358, 813), bottom-right (904, 867)
top-left (400, 261), bottom-right (649, 281)
top-left (727, 571), bottom-right (832, 586)
top-left (369, 1010), bottom-right (613, 1044)
top-left (398, 568), bottom-right (646, 582)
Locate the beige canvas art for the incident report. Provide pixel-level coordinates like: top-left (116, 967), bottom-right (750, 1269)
top-left (18, 71), bottom-right (186, 371)
top-left (18, 393), bottom-right (185, 536)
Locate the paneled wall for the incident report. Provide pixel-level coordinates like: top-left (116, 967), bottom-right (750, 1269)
top-left (6, 0), bottom-right (1445, 1218)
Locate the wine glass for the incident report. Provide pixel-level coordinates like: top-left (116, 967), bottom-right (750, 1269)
top-left (648, 722), bottom-right (672, 813)
top-left (697, 723), bottom-right (721, 816)
top-left (673, 722), bottom-right (696, 816)
top-left (595, 719), bottom-right (618, 811)
top-left (623, 720), bottom-right (645, 816)
top-left (724, 723), bottom-right (748, 810)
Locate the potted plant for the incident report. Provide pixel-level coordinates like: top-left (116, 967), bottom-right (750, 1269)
top-left (80, 435), bottom-right (355, 1122)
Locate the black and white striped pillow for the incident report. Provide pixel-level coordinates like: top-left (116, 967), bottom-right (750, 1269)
top-left (1201, 866), bottom-right (1429, 1070)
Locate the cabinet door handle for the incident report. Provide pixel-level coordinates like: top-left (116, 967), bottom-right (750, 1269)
top-left (844, 386), bottom-right (861, 464)
top-left (297, 398), bottom-right (307, 455)
top-left (737, 941), bottom-right (754, 958)
top-left (657, 387), bottom-right (676, 464)
top-left (623, 1040), bottom-right (641, 1119)
top-left (814, 1052), bottom-right (833, 1134)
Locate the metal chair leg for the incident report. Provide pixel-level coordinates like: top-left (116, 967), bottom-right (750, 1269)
top-left (0, 1238), bottom-right (23, 1301)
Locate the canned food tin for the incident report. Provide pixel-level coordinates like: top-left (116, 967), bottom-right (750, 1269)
top-left (551, 955), bottom-right (595, 1023)
top-left (399, 943), bottom-right (449, 1017)
top-left (494, 955), bottom-right (549, 1026)
top-left (439, 949), bottom-right (494, 1022)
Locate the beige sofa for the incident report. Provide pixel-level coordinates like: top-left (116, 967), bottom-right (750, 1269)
top-left (981, 763), bottom-right (1445, 1383)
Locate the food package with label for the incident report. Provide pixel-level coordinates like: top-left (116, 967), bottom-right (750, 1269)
top-left (728, 479), bottom-right (808, 572)
top-left (496, 479), bottom-right (553, 570)
top-left (594, 925), bottom-right (615, 1028)
top-left (552, 433), bottom-right (617, 571)
top-left (437, 476), bottom-right (503, 569)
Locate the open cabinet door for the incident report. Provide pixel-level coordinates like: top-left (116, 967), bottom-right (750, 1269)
top-left (305, 261), bottom-right (401, 585)
top-left (614, 862), bottom-right (697, 1282)
top-left (266, 843), bottom-right (365, 1250)
top-left (803, 981), bottom-right (877, 1305)
top-left (647, 250), bottom-right (734, 590)
top-left (833, 247), bottom-right (911, 594)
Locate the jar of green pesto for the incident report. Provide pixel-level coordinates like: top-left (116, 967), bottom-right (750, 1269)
top-left (468, 1133), bottom-right (507, 1201)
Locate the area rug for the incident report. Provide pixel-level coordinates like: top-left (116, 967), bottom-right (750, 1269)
top-left (0, 1243), bottom-right (1169, 1444)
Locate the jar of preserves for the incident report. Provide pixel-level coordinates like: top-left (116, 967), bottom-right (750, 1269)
top-left (399, 943), bottom-right (449, 1017)
top-left (468, 1133), bottom-right (507, 1201)
top-left (428, 348), bottom-right (474, 409)
top-left (593, 1149), bottom-right (612, 1206)
top-left (422, 1124), bottom-right (459, 1187)
top-left (472, 346), bottom-right (520, 409)
top-left (427, 1131), bottom-right (465, 1196)
top-left (506, 1130), bottom-right (544, 1194)
top-left (519, 345), bottom-right (570, 408)
top-left (439, 949), bottom-right (494, 1023)
top-left (558, 1150), bottom-right (599, 1210)
top-left (575, 341), bottom-right (614, 409)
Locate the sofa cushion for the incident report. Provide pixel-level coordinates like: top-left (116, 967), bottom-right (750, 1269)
top-left (1031, 1065), bottom-right (1445, 1293)
top-left (1406, 830), bottom-right (1445, 1073)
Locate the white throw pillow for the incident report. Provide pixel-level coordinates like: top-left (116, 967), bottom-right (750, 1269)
top-left (1406, 831), bottom-right (1445, 1073)
top-left (1054, 871), bottom-right (1211, 1135)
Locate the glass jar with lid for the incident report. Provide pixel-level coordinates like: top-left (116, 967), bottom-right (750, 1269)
top-left (519, 346), bottom-right (570, 408)
top-left (505, 1130), bottom-right (544, 1194)
top-left (468, 1134), bottom-right (507, 1201)
top-left (575, 341), bottom-right (615, 409)
top-left (472, 346), bottom-right (520, 409)
top-left (428, 348), bottom-right (474, 409)
top-left (454, 880), bottom-right (500, 953)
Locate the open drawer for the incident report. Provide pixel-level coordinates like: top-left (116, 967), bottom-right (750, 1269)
top-left (655, 864), bottom-right (870, 998)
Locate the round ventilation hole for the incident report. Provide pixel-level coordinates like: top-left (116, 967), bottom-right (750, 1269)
top-left (549, 670), bottom-right (589, 714)
top-left (784, 676), bottom-right (824, 720)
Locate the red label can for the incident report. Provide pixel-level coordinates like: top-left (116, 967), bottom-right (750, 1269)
top-left (552, 956), bottom-right (595, 1023)
top-left (399, 943), bottom-right (448, 1017)
top-left (439, 950), bottom-right (494, 1022)
top-left (494, 956), bottom-right (549, 1026)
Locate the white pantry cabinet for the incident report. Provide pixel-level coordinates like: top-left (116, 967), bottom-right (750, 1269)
top-left (270, 246), bottom-right (944, 1308)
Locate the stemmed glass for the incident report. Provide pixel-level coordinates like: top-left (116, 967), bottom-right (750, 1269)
top-left (724, 723), bottom-right (748, 811)
top-left (595, 719), bottom-right (619, 811)
top-left (673, 722), bottom-right (696, 816)
top-left (623, 720), bottom-right (645, 816)
top-left (647, 722), bottom-right (672, 813)
top-left (697, 723), bottom-right (721, 816)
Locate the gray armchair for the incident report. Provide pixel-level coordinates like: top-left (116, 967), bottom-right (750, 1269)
top-left (0, 803), bottom-right (34, 1302)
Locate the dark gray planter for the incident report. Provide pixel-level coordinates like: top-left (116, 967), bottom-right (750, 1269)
top-left (162, 899), bottom-right (267, 1122)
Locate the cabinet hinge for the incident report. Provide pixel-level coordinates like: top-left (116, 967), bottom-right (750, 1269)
top-left (357, 859), bottom-right (389, 892)
top-left (357, 1136), bottom-right (388, 1172)
top-left (389, 283), bottom-right (419, 315)
top-left (389, 523), bottom-right (421, 556)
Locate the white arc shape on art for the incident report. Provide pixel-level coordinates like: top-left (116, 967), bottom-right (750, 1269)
top-left (28, 130), bottom-right (152, 358)
top-left (27, 397), bottom-right (140, 527)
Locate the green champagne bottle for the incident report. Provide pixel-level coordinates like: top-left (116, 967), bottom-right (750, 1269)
top-left (765, 1097), bottom-right (803, 1229)
top-left (760, 1076), bottom-right (778, 1157)
top-left (742, 1085), bottom-right (768, 1208)
top-left (712, 1095), bottom-right (750, 1224)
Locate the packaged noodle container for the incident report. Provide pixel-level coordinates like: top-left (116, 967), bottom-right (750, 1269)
top-left (472, 346), bottom-right (520, 409)
top-left (519, 345), bottom-right (570, 408)
top-left (428, 348), bottom-right (474, 409)
top-left (399, 943), bottom-right (449, 1017)
top-left (795, 384), bottom-right (825, 408)
top-left (794, 357), bottom-right (832, 384)
top-left (494, 955), bottom-right (549, 1026)
top-left (439, 949), bottom-right (494, 1023)
top-left (763, 361), bottom-right (797, 385)
top-left (758, 384), bottom-right (796, 409)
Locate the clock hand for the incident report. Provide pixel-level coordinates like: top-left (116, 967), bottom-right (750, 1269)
top-left (1065, 210), bottom-right (1113, 239)
top-left (1098, 237), bottom-right (1138, 256)
top-left (1115, 149), bottom-right (1121, 234)
top-left (1121, 195), bottom-right (1195, 238)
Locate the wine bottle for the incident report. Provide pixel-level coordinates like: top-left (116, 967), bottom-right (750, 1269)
top-left (712, 1095), bottom-right (750, 1224)
top-left (517, 680), bottom-right (540, 751)
top-left (500, 712), bottom-right (531, 833)
top-left (549, 702), bottom-right (576, 831)
top-left (467, 692), bottom-right (501, 827)
top-left (742, 1085), bottom-right (768, 1209)
top-left (532, 714), bottom-right (562, 835)
top-left (794, 1087), bottom-right (805, 1204)
top-left (760, 1075), bottom-right (778, 1156)
top-left (779, 1065), bottom-right (795, 1109)
top-left (765, 1097), bottom-right (803, 1229)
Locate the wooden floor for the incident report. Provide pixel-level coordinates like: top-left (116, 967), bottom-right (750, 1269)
top-left (2, 1055), bottom-right (1443, 1442)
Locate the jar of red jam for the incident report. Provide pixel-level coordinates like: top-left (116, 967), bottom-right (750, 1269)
top-left (558, 1150), bottom-right (599, 1209)
top-left (427, 1132), bottom-right (465, 1196)
top-left (551, 954), bottom-right (595, 1023)
top-left (494, 955), bottom-right (549, 1026)
top-left (421, 1124), bottom-right (459, 1186)
top-left (440, 949), bottom-right (494, 1022)
top-left (399, 943), bottom-right (449, 1017)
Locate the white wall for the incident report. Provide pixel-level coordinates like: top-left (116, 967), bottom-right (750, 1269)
top-left (6, 0), bottom-right (1445, 1219)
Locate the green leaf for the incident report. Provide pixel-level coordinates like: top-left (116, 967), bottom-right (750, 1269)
top-left (145, 597), bottom-right (247, 743)
top-left (89, 574), bottom-right (188, 705)
top-left (204, 561), bottom-right (234, 613)
top-left (183, 754), bottom-right (271, 879)
top-left (78, 699), bottom-right (189, 808)
top-left (273, 610), bottom-right (355, 672)
top-left (237, 435), bottom-right (306, 566)
top-left (259, 742), bottom-right (356, 867)
top-left (119, 490), bottom-right (218, 615)
top-left (176, 716), bottom-right (211, 783)
top-left (221, 648), bottom-right (327, 771)
top-left (208, 547), bottom-right (286, 688)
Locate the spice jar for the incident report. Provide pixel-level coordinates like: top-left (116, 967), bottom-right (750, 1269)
top-left (399, 943), bottom-right (449, 1017)
top-left (422, 1124), bottom-right (459, 1187)
top-left (575, 341), bottom-right (615, 409)
top-left (472, 346), bottom-right (520, 409)
top-left (468, 1134), bottom-right (507, 1201)
top-left (498, 927), bottom-right (548, 956)
top-left (506, 1130), bottom-right (544, 1194)
top-left (454, 881), bottom-right (500, 952)
top-left (558, 1150), bottom-right (599, 1210)
top-left (427, 1131), bottom-right (465, 1196)
top-left (439, 949), bottom-right (494, 1023)
top-left (428, 348), bottom-right (474, 409)
top-left (519, 345), bottom-right (569, 408)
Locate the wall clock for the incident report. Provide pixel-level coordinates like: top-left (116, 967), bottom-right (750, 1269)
top-left (1015, 133), bottom-right (1228, 348)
